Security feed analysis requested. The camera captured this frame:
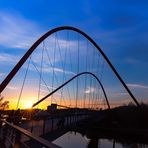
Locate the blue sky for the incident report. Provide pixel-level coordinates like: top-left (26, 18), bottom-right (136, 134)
top-left (0, 0), bottom-right (148, 108)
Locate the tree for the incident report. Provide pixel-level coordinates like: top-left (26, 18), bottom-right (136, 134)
top-left (0, 94), bottom-right (9, 110)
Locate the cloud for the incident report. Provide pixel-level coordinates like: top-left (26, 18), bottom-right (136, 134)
top-left (115, 92), bottom-right (128, 97)
top-left (125, 58), bottom-right (141, 65)
top-left (40, 84), bottom-right (57, 90)
top-left (0, 53), bottom-right (19, 63)
top-left (0, 11), bottom-right (85, 50)
top-left (0, 72), bottom-right (6, 83)
top-left (0, 73), bottom-right (5, 77)
top-left (0, 11), bottom-right (97, 74)
top-left (28, 61), bottom-right (75, 75)
top-left (6, 85), bottom-right (17, 90)
top-left (40, 89), bottom-right (61, 97)
top-left (84, 87), bottom-right (96, 94)
top-left (0, 11), bottom-right (42, 49)
top-left (127, 83), bottom-right (148, 89)
top-left (42, 67), bottom-right (75, 75)
top-left (40, 84), bottom-right (61, 97)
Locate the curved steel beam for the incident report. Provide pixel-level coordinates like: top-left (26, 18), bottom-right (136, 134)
top-left (32, 72), bottom-right (110, 109)
top-left (0, 26), bottom-right (140, 107)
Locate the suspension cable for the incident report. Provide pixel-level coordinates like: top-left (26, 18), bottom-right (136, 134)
top-left (16, 57), bottom-right (31, 109)
top-left (56, 33), bottom-right (73, 106)
top-left (37, 42), bottom-right (44, 108)
top-left (76, 34), bottom-right (80, 108)
top-left (83, 40), bottom-right (88, 108)
top-left (44, 44), bottom-right (64, 101)
top-left (30, 58), bottom-right (57, 103)
top-left (55, 34), bottom-right (67, 107)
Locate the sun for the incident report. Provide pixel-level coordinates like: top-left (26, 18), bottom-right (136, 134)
top-left (24, 100), bottom-right (33, 109)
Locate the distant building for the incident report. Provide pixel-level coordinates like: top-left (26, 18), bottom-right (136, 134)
top-left (47, 103), bottom-right (57, 112)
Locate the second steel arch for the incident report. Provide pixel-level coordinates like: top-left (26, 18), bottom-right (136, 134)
top-left (32, 72), bottom-right (110, 109)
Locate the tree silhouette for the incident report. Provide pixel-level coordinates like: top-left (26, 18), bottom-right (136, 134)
top-left (0, 94), bottom-right (9, 110)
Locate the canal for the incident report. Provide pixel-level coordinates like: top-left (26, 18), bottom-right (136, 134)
top-left (53, 131), bottom-right (148, 148)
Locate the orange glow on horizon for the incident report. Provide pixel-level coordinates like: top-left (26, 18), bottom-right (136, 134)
top-left (1, 86), bottom-right (130, 110)
top-left (23, 100), bottom-right (33, 109)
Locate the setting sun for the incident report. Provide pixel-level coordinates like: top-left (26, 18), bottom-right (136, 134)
top-left (24, 100), bottom-right (33, 109)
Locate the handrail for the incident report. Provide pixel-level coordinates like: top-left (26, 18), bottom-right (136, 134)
top-left (1, 119), bottom-right (61, 148)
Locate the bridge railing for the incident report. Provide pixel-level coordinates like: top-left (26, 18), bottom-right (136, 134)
top-left (0, 119), bottom-right (61, 148)
top-left (29, 111), bottom-right (90, 136)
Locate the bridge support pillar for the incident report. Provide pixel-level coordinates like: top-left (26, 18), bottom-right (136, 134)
top-left (31, 120), bottom-right (34, 133)
top-left (43, 119), bottom-right (46, 135)
top-left (51, 117), bottom-right (54, 131)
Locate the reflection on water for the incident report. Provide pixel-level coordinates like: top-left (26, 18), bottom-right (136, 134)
top-left (53, 131), bottom-right (122, 148)
top-left (53, 131), bottom-right (148, 148)
top-left (53, 132), bottom-right (89, 148)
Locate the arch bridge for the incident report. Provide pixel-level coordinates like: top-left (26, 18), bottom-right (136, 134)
top-left (0, 26), bottom-right (140, 148)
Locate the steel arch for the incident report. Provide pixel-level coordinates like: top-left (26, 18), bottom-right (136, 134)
top-left (32, 72), bottom-right (110, 109)
top-left (0, 26), bottom-right (140, 107)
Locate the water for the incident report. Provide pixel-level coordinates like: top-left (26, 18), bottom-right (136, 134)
top-left (53, 132), bottom-right (89, 148)
top-left (19, 118), bottom-right (148, 148)
top-left (53, 131), bottom-right (122, 148)
top-left (53, 131), bottom-right (148, 148)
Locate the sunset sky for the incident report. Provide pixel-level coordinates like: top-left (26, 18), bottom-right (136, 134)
top-left (0, 0), bottom-right (148, 109)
